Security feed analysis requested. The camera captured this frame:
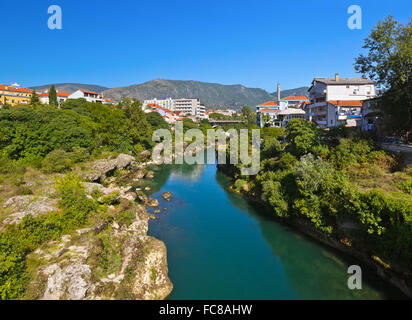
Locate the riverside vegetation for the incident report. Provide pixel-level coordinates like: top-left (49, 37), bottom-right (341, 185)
top-left (0, 98), bottom-right (173, 300)
top-left (219, 119), bottom-right (412, 296)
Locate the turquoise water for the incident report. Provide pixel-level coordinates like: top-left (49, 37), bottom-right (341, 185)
top-left (140, 162), bottom-right (403, 300)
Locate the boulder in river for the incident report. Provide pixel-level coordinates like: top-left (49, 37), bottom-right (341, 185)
top-left (137, 194), bottom-right (159, 207)
top-left (145, 171), bottom-right (155, 179)
top-left (162, 192), bottom-right (172, 201)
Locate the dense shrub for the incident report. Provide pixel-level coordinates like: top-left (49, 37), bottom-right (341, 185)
top-left (42, 149), bottom-right (73, 173)
top-left (285, 119), bottom-right (322, 157)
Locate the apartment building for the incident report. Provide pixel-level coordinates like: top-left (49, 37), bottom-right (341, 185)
top-left (0, 84), bottom-right (32, 106)
top-left (305, 74), bottom-right (376, 127)
top-left (143, 98), bottom-right (174, 110)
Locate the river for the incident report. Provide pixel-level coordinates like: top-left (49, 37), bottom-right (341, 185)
top-left (136, 161), bottom-right (404, 300)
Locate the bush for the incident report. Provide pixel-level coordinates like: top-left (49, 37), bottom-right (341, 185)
top-left (399, 180), bottom-right (412, 195)
top-left (233, 179), bottom-right (247, 192)
top-left (42, 149), bottom-right (72, 173)
top-left (261, 179), bottom-right (289, 217)
top-left (330, 138), bottom-right (373, 170)
top-left (55, 175), bottom-right (97, 228)
top-left (285, 119), bottom-right (321, 157)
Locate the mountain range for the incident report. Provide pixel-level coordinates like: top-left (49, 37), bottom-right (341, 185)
top-left (30, 83), bottom-right (109, 94)
top-left (30, 79), bottom-right (309, 110)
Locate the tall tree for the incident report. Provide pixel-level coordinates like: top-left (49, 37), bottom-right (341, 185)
top-left (30, 90), bottom-right (40, 106)
top-left (242, 105), bottom-right (256, 128)
top-left (118, 98), bottom-right (153, 152)
top-left (48, 85), bottom-right (58, 106)
top-left (354, 16), bottom-right (412, 141)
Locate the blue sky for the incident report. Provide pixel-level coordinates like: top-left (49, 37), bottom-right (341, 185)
top-left (0, 0), bottom-right (410, 91)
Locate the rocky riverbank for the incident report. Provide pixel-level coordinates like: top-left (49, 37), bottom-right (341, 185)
top-left (0, 153), bottom-right (173, 300)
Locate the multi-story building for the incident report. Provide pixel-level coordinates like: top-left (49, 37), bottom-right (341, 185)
top-left (143, 98), bottom-right (174, 110)
top-left (305, 74), bottom-right (376, 127)
top-left (0, 84), bottom-right (32, 106)
top-left (256, 100), bottom-right (305, 128)
top-left (143, 98), bottom-right (205, 118)
top-left (38, 91), bottom-right (71, 105)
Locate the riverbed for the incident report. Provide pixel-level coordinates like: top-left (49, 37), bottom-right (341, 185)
top-left (137, 161), bottom-right (403, 300)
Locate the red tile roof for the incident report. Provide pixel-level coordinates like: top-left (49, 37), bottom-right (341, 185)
top-left (0, 84), bottom-right (32, 93)
top-left (105, 98), bottom-right (114, 102)
top-left (146, 103), bottom-right (173, 113)
top-left (281, 96), bottom-right (308, 101)
top-left (258, 101), bottom-right (278, 107)
top-left (38, 92), bottom-right (70, 97)
top-left (81, 90), bottom-right (98, 95)
top-left (260, 108), bottom-right (279, 112)
top-left (328, 100), bottom-right (363, 107)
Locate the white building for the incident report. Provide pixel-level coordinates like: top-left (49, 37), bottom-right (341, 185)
top-left (305, 74), bottom-right (376, 127)
top-left (143, 98), bottom-right (205, 118)
top-left (38, 91), bottom-right (70, 105)
top-left (68, 90), bottom-right (107, 104)
top-left (143, 98), bottom-right (174, 110)
top-left (279, 96), bottom-right (309, 107)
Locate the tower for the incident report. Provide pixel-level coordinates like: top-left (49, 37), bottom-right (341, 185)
top-left (277, 84), bottom-right (280, 104)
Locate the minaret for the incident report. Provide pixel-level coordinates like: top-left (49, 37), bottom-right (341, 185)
top-left (277, 84), bottom-right (280, 104)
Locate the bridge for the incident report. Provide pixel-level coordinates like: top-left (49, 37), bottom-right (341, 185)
top-left (208, 119), bottom-right (245, 127)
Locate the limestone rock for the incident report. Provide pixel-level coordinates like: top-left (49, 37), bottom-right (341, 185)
top-left (83, 154), bottom-right (136, 182)
top-left (134, 169), bottom-right (146, 180)
top-left (2, 195), bottom-right (59, 225)
top-left (137, 150), bottom-right (151, 162)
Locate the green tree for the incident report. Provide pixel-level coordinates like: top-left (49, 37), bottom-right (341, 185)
top-left (241, 106), bottom-right (255, 128)
top-left (48, 85), bottom-right (58, 106)
top-left (119, 98), bottom-right (153, 152)
top-left (354, 16), bottom-right (412, 141)
top-left (285, 119), bottom-right (321, 157)
top-left (30, 90), bottom-right (40, 106)
top-left (146, 111), bottom-right (169, 130)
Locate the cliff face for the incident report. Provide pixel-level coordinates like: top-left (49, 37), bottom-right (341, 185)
top-left (26, 203), bottom-right (173, 300)
top-left (0, 154), bottom-right (173, 300)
